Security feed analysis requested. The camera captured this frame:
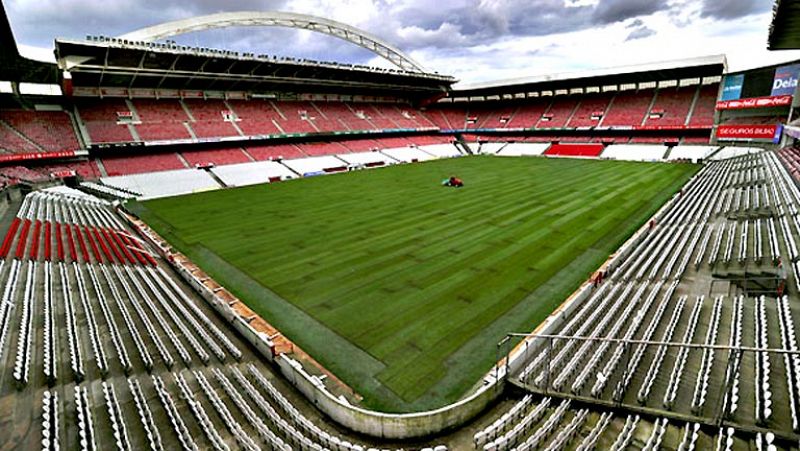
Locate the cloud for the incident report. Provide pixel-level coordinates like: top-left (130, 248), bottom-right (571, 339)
top-left (6, 0), bottom-right (800, 84)
top-left (592, 0), bottom-right (665, 25)
top-left (699, 0), bottom-right (772, 20)
top-left (625, 25), bottom-right (656, 41)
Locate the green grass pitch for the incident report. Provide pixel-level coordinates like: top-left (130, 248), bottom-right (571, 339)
top-left (133, 155), bottom-right (698, 412)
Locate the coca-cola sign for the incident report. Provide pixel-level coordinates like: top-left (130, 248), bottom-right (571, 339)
top-left (715, 95), bottom-right (793, 110)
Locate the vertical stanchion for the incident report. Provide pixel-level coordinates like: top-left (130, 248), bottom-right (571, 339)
top-left (545, 336), bottom-right (552, 396)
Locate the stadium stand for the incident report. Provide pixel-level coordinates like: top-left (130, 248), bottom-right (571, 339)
top-left (1, 6), bottom-right (796, 446)
top-left (418, 143), bottom-right (461, 158)
top-left (282, 155), bottom-right (348, 175)
top-left (0, 120), bottom-right (40, 153)
top-left (225, 99), bottom-right (285, 136)
top-left (0, 110), bottom-right (80, 152)
top-left (135, 121), bottom-right (192, 141)
top-left (667, 145), bottom-right (719, 161)
top-left (245, 143), bottom-right (306, 160)
top-left (273, 101), bottom-right (322, 133)
top-left (426, 105), bottom-right (466, 129)
top-left (407, 135), bottom-right (454, 145)
top-left (76, 99), bottom-right (136, 144)
top-left (537, 97), bottom-right (579, 129)
top-left (39, 160), bottom-right (102, 179)
top-left (503, 101), bottom-right (550, 128)
top-left (297, 141), bottom-right (351, 156)
top-left (315, 101), bottom-right (374, 131)
top-left (601, 90), bottom-right (654, 127)
top-left (183, 99), bottom-right (242, 138)
top-left (681, 136), bottom-right (712, 144)
top-left (210, 161), bottom-right (297, 186)
top-left (180, 147), bottom-right (251, 166)
top-left (644, 86), bottom-right (697, 126)
top-left (382, 104), bottom-right (433, 128)
top-left (496, 143), bottom-right (550, 156)
top-left (129, 99), bottom-right (193, 141)
top-left (0, 165), bottom-right (49, 183)
top-left (566, 94), bottom-right (612, 128)
top-left (102, 168), bottom-right (221, 198)
top-left (340, 138), bottom-right (384, 152)
top-left (687, 84), bottom-right (719, 126)
top-left (476, 142), bottom-right (508, 154)
top-left (336, 150), bottom-right (397, 167)
top-left (601, 144), bottom-right (668, 161)
top-left (709, 146), bottom-right (764, 160)
top-left (101, 152), bottom-right (186, 176)
top-left (544, 143), bottom-right (604, 157)
top-left (381, 145), bottom-right (438, 162)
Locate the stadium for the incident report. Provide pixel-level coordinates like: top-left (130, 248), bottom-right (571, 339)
top-left (2, 0), bottom-right (800, 449)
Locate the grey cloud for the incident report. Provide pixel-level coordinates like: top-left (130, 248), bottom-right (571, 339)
top-left (625, 25), bottom-right (656, 41)
top-left (591, 0), bottom-right (666, 25)
top-left (627, 18), bottom-right (644, 28)
top-left (699, 0), bottom-right (771, 20)
top-left (5, 0), bottom-right (287, 47)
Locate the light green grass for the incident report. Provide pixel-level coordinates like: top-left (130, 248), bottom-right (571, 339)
top-left (134, 155), bottom-right (698, 412)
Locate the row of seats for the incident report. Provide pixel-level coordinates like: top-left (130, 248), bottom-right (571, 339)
top-left (0, 110), bottom-right (80, 153)
top-left (590, 281), bottom-right (672, 398)
top-left (777, 295), bottom-right (800, 432)
top-left (41, 390), bottom-right (59, 451)
top-left (77, 99), bottom-right (437, 145)
top-left (755, 295), bottom-right (773, 424)
top-left (101, 381), bottom-right (132, 451)
top-left (11, 260), bottom-right (34, 386)
top-left (74, 385), bottom-right (96, 451)
top-left (490, 150), bottom-right (800, 449)
top-left (691, 296), bottom-right (723, 414)
top-left (0, 186), bottom-right (453, 451)
top-left (723, 296), bottom-right (744, 418)
top-left (96, 136), bottom-right (456, 176)
top-left (428, 84), bottom-right (717, 131)
top-left (151, 374), bottom-right (198, 450)
top-left (0, 190), bottom-right (243, 384)
top-left (0, 86), bottom-right (713, 152)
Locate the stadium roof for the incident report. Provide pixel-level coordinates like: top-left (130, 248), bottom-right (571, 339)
top-left (117, 11), bottom-right (427, 74)
top-left (449, 55), bottom-right (727, 99)
top-left (55, 38), bottom-right (455, 99)
top-left (769, 0), bottom-right (800, 50)
top-left (0, 1), bottom-right (57, 83)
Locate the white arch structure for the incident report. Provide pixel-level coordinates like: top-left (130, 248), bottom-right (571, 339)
top-left (118, 11), bottom-right (427, 73)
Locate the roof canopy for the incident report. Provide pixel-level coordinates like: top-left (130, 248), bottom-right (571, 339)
top-left (769, 0), bottom-right (800, 50)
top-left (118, 11), bottom-right (427, 73)
top-left (450, 55), bottom-right (727, 99)
top-left (55, 38), bottom-right (454, 99)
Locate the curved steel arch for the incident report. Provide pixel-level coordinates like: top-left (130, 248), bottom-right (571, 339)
top-left (117, 11), bottom-right (426, 73)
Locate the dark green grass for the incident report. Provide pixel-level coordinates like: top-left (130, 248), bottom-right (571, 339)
top-left (134, 155), bottom-right (697, 412)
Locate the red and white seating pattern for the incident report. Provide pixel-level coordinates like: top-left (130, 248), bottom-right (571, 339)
top-left (1, 110), bottom-right (80, 152)
top-left (102, 153), bottom-right (186, 176)
top-left (181, 148), bottom-right (251, 167)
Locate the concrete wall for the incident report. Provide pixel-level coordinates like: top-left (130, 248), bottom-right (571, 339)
top-left (277, 356), bottom-right (501, 438)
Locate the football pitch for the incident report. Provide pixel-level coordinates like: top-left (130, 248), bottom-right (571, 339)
top-left (134, 155), bottom-right (698, 412)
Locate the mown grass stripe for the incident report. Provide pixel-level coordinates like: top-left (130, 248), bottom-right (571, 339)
top-left (136, 155), bottom-right (697, 411)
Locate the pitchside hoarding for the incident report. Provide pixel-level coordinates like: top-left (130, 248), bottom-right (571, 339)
top-left (771, 64), bottom-right (800, 97)
top-left (720, 74), bottom-right (744, 101)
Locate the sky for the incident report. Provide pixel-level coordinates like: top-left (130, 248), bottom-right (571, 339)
top-left (6, 0), bottom-right (800, 85)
